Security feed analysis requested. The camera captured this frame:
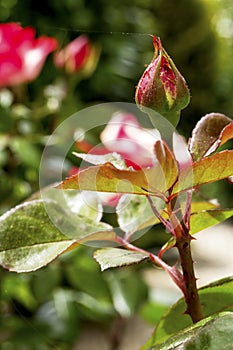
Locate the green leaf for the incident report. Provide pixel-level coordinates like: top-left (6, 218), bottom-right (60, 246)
top-left (189, 113), bottom-right (233, 161)
top-left (64, 190), bottom-right (103, 222)
top-left (105, 270), bottom-right (148, 317)
top-left (74, 291), bottom-right (115, 321)
top-left (146, 312), bottom-right (233, 350)
top-left (189, 200), bottom-right (219, 212)
top-left (0, 200), bottom-right (115, 272)
top-left (190, 208), bottom-right (233, 234)
top-left (57, 140), bottom-right (178, 197)
top-left (116, 194), bottom-right (164, 234)
top-left (173, 150), bottom-right (233, 194)
top-left (0, 200), bottom-right (75, 272)
top-left (141, 302), bottom-right (169, 325)
top-left (143, 276), bottom-right (233, 349)
top-left (64, 247), bottom-right (112, 301)
top-left (3, 274), bottom-right (37, 310)
top-left (94, 247), bottom-right (148, 271)
top-left (10, 137), bottom-right (41, 169)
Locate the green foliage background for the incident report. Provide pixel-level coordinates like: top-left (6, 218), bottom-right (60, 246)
top-left (0, 0), bottom-right (232, 348)
top-left (1, 0), bottom-right (232, 129)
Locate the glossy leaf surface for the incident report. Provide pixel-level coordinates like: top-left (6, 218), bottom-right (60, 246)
top-left (0, 200), bottom-right (115, 272)
top-left (142, 277), bottom-right (233, 349)
top-left (147, 312), bottom-right (233, 350)
top-left (94, 247), bottom-right (148, 271)
top-left (173, 150), bottom-right (233, 194)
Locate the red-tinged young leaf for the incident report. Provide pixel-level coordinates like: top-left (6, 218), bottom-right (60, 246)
top-left (153, 140), bottom-right (179, 191)
top-left (57, 142), bottom-right (178, 197)
top-left (172, 150), bottom-right (233, 195)
top-left (205, 121), bottom-right (233, 156)
top-left (188, 113), bottom-right (232, 161)
top-left (57, 162), bottom-right (149, 195)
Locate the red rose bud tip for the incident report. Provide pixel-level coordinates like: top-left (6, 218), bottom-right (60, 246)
top-left (135, 36), bottom-right (190, 126)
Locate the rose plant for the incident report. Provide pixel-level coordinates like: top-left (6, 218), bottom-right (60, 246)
top-left (0, 22), bottom-right (99, 212)
top-left (0, 32), bottom-right (233, 349)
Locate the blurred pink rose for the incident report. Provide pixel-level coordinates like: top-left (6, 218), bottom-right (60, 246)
top-left (0, 22), bottom-right (57, 87)
top-left (73, 112), bottom-right (192, 206)
top-left (76, 112), bottom-right (192, 171)
top-left (54, 35), bottom-right (92, 73)
top-left (100, 112), bottom-right (161, 169)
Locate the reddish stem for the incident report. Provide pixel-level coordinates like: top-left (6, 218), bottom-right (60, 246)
top-left (117, 237), bottom-right (186, 295)
top-left (167, 196), bottom-right (204, 323)
top-left (148, 194), bottom-right (204, 323)
top-left (175, 233), bottom-right (203, 323)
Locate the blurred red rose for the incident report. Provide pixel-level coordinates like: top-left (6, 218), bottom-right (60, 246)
top-left (54, 35), bottom-right (95, 74)
top-left (0, 22), bottom-right (57, 87)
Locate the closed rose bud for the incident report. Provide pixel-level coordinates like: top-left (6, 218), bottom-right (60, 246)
top-left (135, 36), bottom-right (190, 126)
top-left (54, 35), bottom-right (99, 76)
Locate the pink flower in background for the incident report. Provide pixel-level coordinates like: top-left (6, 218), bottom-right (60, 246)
top-left (76, 112), bottom-right (191, 171)
top-left (54, 35), bottom-right (92, 73)
top-left (76, 112), bottom-right (161, 170)
top-left (0, 22), bottom-right (57, 87)
top-left (73, 112), bottom-right (192, 206)
top-left (99, 113), bottom-right (161, 169)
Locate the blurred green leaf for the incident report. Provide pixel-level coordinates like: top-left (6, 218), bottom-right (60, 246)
top-left (74, 290), bottom-right (115, 321)
top-left (64, 190), bottom-right (103, 222)
top-left (65, 247), bottom-right (112, 301)
top-left (116, 194), bottom-right (163, 234)
top-left (146, 312), bottom-right (233, 350)
top-left (2, 274), bottom-right (37, 310)
top-left (143, 276), bottom-right (233, 349)
top-left (36, 289), bottom-right (81, 342)
top-left (94, 247), bottom-right (148, 271)
top-left (10, 137), bottom-right (41, 169)
top-left (31, 264), bottom-right (62, 302)
top-left (105, 269), bottom-right (148, 317)
top-left (140, 302), bottom-right (169, 325)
